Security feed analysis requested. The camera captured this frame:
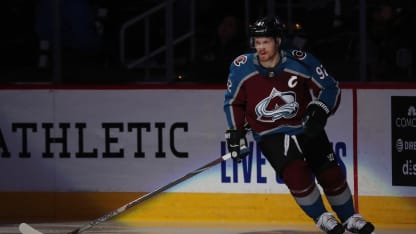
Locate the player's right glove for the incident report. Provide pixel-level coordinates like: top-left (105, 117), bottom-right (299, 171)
top-left (302, 100), bottom-right (330, 138)
top-left (225, 129), bottom-right (249, 163)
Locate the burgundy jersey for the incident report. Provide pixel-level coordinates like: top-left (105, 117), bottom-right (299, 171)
top-left (224, 49), bottom-right (341, 141)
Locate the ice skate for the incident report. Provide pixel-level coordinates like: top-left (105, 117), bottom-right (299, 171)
top-left (344, 214), bottom-right (375, 234)
top-left (316, 212), bottom-right (345, 234)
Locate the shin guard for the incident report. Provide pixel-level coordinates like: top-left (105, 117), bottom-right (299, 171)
top-left (282, 160), bottom-right (327, 220)
top-left (317, 165), bottom-right (355, 222)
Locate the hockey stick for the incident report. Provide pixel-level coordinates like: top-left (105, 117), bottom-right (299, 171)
top-left (19, 147), bottom-right (248, 234)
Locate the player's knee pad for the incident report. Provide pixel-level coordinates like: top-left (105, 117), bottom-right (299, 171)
top-left (282, 159), bottom-right (315, 196)
top-left (316, 165), bottom-right (347, 196)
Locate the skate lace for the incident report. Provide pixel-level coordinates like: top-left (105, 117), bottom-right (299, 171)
top-left (317, 213), bottom-right (339, 231)
top-left (347, 214), bottom-right (367, 230)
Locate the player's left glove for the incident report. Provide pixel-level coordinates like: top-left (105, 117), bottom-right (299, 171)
top-left (225, 129), bottom-right (249, 163)
top-left (302, 100), bottom-right (330, 138)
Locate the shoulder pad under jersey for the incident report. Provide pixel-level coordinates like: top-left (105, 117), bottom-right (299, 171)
top-left (229, 53), bottom-right (258, 80)
top-left (226, 53), bottom-right (257, 93)
top-left (286, 49), bottom-right (321, 68)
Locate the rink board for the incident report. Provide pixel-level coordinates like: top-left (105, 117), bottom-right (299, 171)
top-left (0, 84), bottom-right (415, 224)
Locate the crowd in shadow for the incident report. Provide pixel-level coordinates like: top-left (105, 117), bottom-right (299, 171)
top-left (189, 15), bottom-right (247, 83)
top-left (366, 1), bottom-right (414, 82)
top-left (0, 0), bottom-right (414, 84)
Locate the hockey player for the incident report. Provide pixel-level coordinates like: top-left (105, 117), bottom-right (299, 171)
top-left (223, 16), bottom-right (375, 234)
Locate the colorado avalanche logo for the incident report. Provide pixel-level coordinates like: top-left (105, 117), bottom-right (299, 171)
top-left (255, 88), bottom-right (299, 122)
top-left (233, 55), bottom-right (247, 66)
top-left (291, 50), bottom-right (307, 60)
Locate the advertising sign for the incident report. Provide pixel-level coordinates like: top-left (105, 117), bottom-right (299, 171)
top-left (391, 96), bottom-right (416, 186)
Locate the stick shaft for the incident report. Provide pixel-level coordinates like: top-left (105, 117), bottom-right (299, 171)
top-left (69, 150), bottom-right (235, 234)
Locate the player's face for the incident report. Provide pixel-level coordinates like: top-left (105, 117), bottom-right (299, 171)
top-left (254, 37), bottom-right (279, 64)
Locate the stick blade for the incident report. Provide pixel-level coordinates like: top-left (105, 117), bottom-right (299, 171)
top-left (19, 223), bottom-right (43, 234)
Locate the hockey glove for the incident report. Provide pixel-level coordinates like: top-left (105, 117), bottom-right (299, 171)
top-left (302, 100), bottom-right (330, 138)
top-left (225, 129), bottom-right (249, 163)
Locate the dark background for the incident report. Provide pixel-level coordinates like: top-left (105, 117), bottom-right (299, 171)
top-left (1, 0), bottom-right (415, 84)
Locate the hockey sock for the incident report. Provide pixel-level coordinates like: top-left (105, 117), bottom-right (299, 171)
top-left (296, 186), bottom-right (328, 220)
top-left (282, 160), bottom-right (327, 220)
top-left (330, 194), bottom-right (355, 222)
top-left (317, 165), bottom-right (355, 222)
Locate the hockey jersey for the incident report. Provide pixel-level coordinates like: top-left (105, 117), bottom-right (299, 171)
top-left (224, 49), bottom-right (341, 141)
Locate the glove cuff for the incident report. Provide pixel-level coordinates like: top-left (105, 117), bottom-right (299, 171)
top-left (308, 100), bottom-right (330, 115)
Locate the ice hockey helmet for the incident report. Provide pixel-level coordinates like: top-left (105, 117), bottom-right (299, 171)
top-left (249, 16), bottom-right (284, 38)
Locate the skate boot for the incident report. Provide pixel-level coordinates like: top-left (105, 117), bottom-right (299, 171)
top-left (316, 212), bottom-right (345, 234)
top-left (343, 214), bottom-right (375, 234)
